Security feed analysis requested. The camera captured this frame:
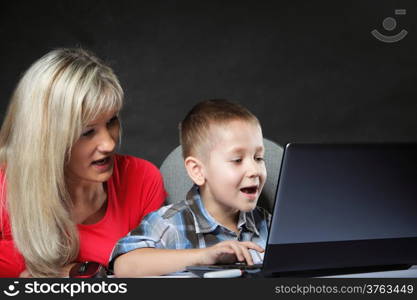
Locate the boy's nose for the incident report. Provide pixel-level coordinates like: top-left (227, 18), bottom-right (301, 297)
top-left (246, 160), bottom-right (262, 178)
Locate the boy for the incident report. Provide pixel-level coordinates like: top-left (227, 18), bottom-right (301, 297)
top-left (110, 99), bottom-right (270, 277)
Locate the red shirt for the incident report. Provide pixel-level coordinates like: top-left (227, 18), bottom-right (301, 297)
top-left (0, 154), bottom-right (166, 277)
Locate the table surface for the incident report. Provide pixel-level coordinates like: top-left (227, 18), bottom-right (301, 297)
top-left (135, 265), bottom-right (417, 278)
top-left (323, 265), bottom-right (417, 278)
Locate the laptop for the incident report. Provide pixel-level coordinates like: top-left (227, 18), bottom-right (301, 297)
top-left (188, 143), bottom-right (417, 277)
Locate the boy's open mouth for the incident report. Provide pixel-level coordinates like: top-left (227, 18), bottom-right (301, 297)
top-left (91, 157), bottom-right (111, 166)
top-left (240, 186), bottom-right (258, 194)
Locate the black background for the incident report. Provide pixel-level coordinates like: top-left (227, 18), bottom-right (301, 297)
top-left (1, 0), bottom-right (416, 167)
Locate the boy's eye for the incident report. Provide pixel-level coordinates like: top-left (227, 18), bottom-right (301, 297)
top-left (232, 158), bottom-right (243, 163)
top-left (255, 156), bottom-right (264, 162)
top-left (81, 129), bottom-right (94, 137)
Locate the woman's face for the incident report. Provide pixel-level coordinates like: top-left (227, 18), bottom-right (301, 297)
top-left (66, 110), bottom-right (120, 185)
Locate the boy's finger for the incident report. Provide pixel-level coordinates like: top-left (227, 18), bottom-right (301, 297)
top-left (239, 245), bottom-right (254, 265)
top-left (228, 243), bottom-right (245, 262)
top-left (239, 241), bottom-right (264, 252)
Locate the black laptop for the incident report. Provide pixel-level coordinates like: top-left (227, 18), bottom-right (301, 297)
top-left (188, 143), bottom-right (417, 277)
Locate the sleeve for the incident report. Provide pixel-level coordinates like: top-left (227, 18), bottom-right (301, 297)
top-left (0, 210), bottom-right (26, 277)
top-left (117, 155), bottom-right (167, 230)
top-left (0, 240), bottom-right (26, 277)
top-left (141, 163), bottom-right (167, 217)
top-left (108, 208), bottom-right (179, 271)
top-left (0, 172), bottom-right (25, 277)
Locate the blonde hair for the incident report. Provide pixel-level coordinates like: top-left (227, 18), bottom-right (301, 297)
top-left (0, 48), bottom-right (123, 277)
top-left (179, 99), bottom-right (260, 159)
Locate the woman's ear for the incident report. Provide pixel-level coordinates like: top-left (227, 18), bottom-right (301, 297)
top-left (184, 156), bottom-right (205, 186)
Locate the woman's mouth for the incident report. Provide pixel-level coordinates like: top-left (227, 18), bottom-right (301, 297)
top-left (91, 156), bottom-right (112, 171)
top-left (92, 157), bottom-right (110, 165)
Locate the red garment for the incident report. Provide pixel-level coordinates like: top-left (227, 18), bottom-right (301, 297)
top-left (0, 154), bottom-right (166, 277)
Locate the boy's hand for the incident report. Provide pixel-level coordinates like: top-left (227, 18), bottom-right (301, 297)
top-left (197, 241), bottom-right (264, 266)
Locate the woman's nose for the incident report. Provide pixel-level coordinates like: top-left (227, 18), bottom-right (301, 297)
top-left (97, 129), bottom-right (116, 153)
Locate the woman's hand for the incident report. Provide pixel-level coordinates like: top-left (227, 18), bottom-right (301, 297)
top-left (19, 269), bottom-right (32, 278)
top-left (62, 262), bottom-right (78, 277)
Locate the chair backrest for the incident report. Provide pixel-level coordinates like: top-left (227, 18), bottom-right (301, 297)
top-left (160, 138), bottom-right (284, 212)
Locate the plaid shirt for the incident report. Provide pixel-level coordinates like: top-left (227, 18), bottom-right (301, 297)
top-left (109, 185), bottom-right (271, 269)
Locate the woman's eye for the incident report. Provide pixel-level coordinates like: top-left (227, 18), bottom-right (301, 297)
top-left (82, 129), bottom-right (94, 137)
top-left (107, 116), bottom-right (119, 125)
top-left (255, 157), bottom-right (264, 162)
top-left (232, 158), bottom-right (242, 163)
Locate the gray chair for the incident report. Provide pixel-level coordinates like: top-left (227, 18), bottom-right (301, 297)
top-left (160, 138), bottom-right (284, 212)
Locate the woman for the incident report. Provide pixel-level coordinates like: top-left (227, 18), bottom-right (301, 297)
top-left (0, 48), bottom-right (166, 277)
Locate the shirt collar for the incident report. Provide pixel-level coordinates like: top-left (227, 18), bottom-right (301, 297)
top-left (186, 185), bottom-right (260, 236)
top-left (238, 210), bottom-right (260, 236)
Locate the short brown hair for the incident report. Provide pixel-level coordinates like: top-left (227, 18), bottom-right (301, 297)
top-left (179, 99), bottom-right (260, 159)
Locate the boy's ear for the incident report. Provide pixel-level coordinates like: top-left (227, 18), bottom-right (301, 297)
top-left (184, 156), bottom-right (205, 186)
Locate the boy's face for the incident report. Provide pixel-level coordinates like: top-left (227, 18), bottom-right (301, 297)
top-left (200, 120), bottom-right (266, 214)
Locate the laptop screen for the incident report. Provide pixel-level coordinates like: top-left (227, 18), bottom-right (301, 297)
top-left (263, 143), bottom-right (417, 275)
